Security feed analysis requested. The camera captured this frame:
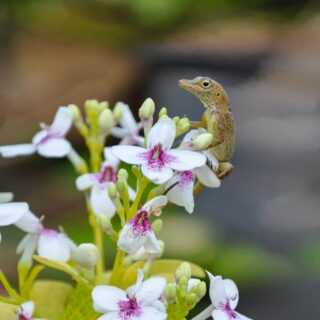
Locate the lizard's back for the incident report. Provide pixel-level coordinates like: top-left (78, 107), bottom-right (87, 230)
top-left (206, 110), bottom-right (235, 162)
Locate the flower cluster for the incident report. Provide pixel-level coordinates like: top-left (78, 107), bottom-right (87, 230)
top-left (0, 96), bottom-right (251, 320)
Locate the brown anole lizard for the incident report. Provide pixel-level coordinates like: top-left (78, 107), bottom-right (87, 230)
top-left (178, 76), bottom-right (235, 178)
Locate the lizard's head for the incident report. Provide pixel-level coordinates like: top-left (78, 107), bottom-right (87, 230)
top-left (178, 77), bottom-right (229, 112)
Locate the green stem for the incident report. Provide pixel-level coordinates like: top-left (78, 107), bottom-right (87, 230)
top-left (109, 249), bottom-right (125, 286)
top-left (0, 270), bottom-right (21, 301)
top-left (128, 177), bottom-right (149, 219)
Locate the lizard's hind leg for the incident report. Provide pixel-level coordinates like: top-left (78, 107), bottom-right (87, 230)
top-left (218, 162), bottom-right (234, 179)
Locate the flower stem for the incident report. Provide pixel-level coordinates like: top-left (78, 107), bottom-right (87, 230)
top-left (128, 176), bottom-right (149, 219)
top-left (0, 270), bottom-right (21, 301)
top-left (109, 249), bottom-right (125, 286)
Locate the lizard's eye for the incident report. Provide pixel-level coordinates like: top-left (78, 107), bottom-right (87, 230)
top-left (201, 80), bottom-right (211, 88)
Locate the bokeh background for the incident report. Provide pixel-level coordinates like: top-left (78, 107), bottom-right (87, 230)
top-left (1, 0), bottom-right (320, 319)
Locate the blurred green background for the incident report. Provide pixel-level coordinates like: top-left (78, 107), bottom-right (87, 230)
top-left (1, 0), bottom-right (320, 318)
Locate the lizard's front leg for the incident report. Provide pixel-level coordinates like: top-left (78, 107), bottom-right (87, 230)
top-left (190, 113), bottom-right (207, 128)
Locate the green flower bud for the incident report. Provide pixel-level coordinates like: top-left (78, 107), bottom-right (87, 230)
top-left (108, 182), bottom-right (117, 199)
top-left (193, 133), bottom-right (213, 150)
top-left (96, 214), bottom-right (113, 233)
top-left (139, 98), bottom-right (155, 120)
top-left (186, 293), bottom-right (198, 305)
top-left (164, 283), bottom-right (177, 303)
top-left (151, 219), bottom-right (163, 235)
top-left (118, 168), bottom-right (128, 182)
top-left (98, 108), bottom-right (115, 132)
top-left (179, 275), bottom-right (189, 288)
top-left (72, 243), bottom-right (100, 270)
top-left (99, 101), bottom-right (109, 110)
top-left (116, 180), bottom-right (126, 193)
top-left (175, 262), bottom-right (192, 281)
top-left (84, 99), bottom-right (99, 113)
top-left (159, 107), bottom-right (168, 118)
top-left (113, 102), bottom-right (124, 122)
top-left (196, 281), bottom-right (207, 298)
top-left (173, 116), bottom-right (180, 124)
top-left (68, 104), bottom-right (81, 121)
top-left (177, 118), bottom-right (190, 135)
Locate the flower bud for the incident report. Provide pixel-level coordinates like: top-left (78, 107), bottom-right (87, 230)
top-left (151, 219), bottom-right (163, 235)
top-left (99, 101), bottom-right (109, 110)
top-left (159, 107), bottom-right (168, 118)
top-left (195, 281), bottom-right (207, 298)
top-left (113, 102), bottom-right (124, 122)
top-left (68, 104), bottom-right (81, 121)
top-left (164, 283), bottom-right (177, 303)
top-left (84, 99), bottom-right (99, 113)
top-left (193, 133), bottom-right (213, 150)
top-left (186, 293), bottom-right (198, 305)
top-left (72, 243), bottom-right (100, 270)
top-left (98, 108), bottom-right (115, 132)
top-left (97, 214), bottom-right (113, 234)
top-left (108, 183), bottom-right (117, 199)
top-left (173, 116), bottom-right (180, 124)
top-left (116, 180), bottom-right (126, 193)
top-left (177, 118), bottom-right (190, 135)
top-left (175, 262), bottom-right (192, 281)
top-left (118, 168), bottom-right (128, 182)
top-left (139, 98), bottom-right (155, 120)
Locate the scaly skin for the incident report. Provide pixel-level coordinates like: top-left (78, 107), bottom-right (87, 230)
top-left (178, 76), bottom-right (235, 178)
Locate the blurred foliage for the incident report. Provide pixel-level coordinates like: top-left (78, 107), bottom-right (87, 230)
top-left (0, 0), bottom-right (317, 47)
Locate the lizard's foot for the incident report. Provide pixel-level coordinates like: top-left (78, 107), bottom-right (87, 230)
top-left (190, 120), bottom-right (205, 128)
top-left (218, 162), bottom-right (234, 180)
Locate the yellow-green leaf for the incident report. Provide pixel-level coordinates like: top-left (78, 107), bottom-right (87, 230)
top-left (31, 280), bottom-right (73, 319)
top-left (121, 259), bottom-right (205, 288)
top-left (33, 255), bottom-right (91, 288)
top-left (0, 302), bottom-right (19, 320)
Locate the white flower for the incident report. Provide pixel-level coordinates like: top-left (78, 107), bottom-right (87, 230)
top-left (76, 148), bottom-right (136, 217)
top-left (118, 196), bottom-right (167, 254)
top-left (0, 192), bottom-right (29, 242)
top-left (165, 130), bottom-right (221, 213)
top-left (17, 301), bottom-right (45, 320)
top-left (0, 107), bottom-right (72, 158)
top-left (92, 269), bottom-right (167, 320)
top-left (112, 118), bottom-right (206, 184)
top-left (16, 212), bottom-right (75, 263)
top-left (208, 272), bottom-right (252, 320)
top-left (111, 102), bottom-right (144, 146)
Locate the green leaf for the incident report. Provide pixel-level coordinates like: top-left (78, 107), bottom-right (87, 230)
top-left (121, 259), bottom-right (205, 287)
top-left (31, 280), bottom-right (73, 319)
top-left (0, 302), bottom-right (18, 320)
top-left (33, 255), bottom-right (92, 288)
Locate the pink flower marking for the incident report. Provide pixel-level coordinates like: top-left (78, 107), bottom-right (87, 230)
top-left (36, 132), bottom-right (61, 146)
top-left (118, 296), bottom-right (142, 320)
top-left (96, 166), bottom-right (117, 184)
top-left (220, 302), bottom-right (240, 319)
top-left (40, 228), bottom-right (59, 237)
top-left (140, 144), bottom-right (176, 171)
top-left (129, 210), bottom-right (151, 236)
top-left (178, 171), bottom-right (195, 187)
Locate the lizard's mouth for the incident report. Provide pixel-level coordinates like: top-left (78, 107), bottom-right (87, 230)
top-left (178, 79), bottom-right (196, 92)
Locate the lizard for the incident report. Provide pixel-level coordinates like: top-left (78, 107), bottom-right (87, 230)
top-left (178, 76), bottom-right (235, 179)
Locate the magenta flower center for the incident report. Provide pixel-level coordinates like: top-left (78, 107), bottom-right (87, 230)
top-left (41, 228), bottom-right (59, 237)
top-left (140, 144), bottom-right (176, 171)
top-left (129, 210), bottom-right (151, 236)
top-left (97, 165), bottom-right (117, 184)
top-left (178, 170), bottom-right (194, 187)
top-left (222, 302), bottom-right (239, 319)
top-left (118, 296), bottom-right (142, 320)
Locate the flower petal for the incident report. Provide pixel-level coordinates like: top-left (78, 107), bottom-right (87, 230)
top-left (118, 224), bottom-right (147, 254)
top-left (0, 144), bottom-right (36, 157)
top-left (37, 138), bottom-right (71, 158)
top-left (141, 164), bottom-right (173, 184)
top-left (111, 146), bottom-right (147, 165)
top-left (0, 203), bottom-right (29, 226)
top-left (187, 278), bottom-right (201, 293)
top-left (224, 279), bottom-right (239, 310)
top-left (136, 276), bottom-right (166, 305)
top-left (21, 301), bottom-right (35, 317)
top-left (144, 231), bottom-right (161, 253)
top-left (50, 107), bottom-right (73, 136)
top-left (117, 102), bottom-right (138, 132)
top-left (143, 196), bottom-right (168, 211)
top-left (76, 174), bottom-right (96, 191)
top-left (97, 313), bottom-right (121, 320)
top-left (128, 186), bottom-right (137, 201)
top-left (38, 231), bottom-right (72, 262)
top-left (182, 129), bottom-right (199, 144)
top-left (0, 192), bottom-right (13, 203)
top-left (15, 211), bottom-right (42, 233)
top-left (195, 166), bottom-right (221, 188)
top-left (92, 285), bottom-right (126, 312)
top-left (166, 172), bottom-right (195, 213)
top-left (167, 150), bottom-right (206, 171)
top-left (91, 184), bottom-right (116, 218)
top-left (139, 306), bottom-right (167, 320)
top-left (147, 118), bottom-right (176, 150)
top-left (104, 147), bottom-right (120, 169)
top-left (111, 127), bottom-right (128, 139)
top-left (17, 234), bottom-right (38, 262)
top-left (212, 309), bottom-right (229, 320)
top-left (204, 150), bottom-right (219, 171)
top-left (207, 272), bottom-right (228, 308)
